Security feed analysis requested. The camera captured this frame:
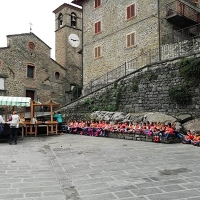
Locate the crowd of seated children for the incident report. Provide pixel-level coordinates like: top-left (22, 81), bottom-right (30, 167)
top-left (182, 130), bottom-right (200, 147)
top-left (153, 122), bottom-right (183, 142)
top-left (64, 120), bottom-right (183, 141)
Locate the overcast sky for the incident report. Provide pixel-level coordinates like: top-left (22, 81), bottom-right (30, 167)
top-left (0, 0), bottom-right (81, 59)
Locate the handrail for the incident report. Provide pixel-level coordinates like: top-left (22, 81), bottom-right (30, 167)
top-left (162, 23), bottom-right (200, 44)
top-left (166, 0), bottom-right (199, 22)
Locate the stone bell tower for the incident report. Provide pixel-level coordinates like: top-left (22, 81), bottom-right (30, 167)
top-left (53, 3), bottom-right (82, 101)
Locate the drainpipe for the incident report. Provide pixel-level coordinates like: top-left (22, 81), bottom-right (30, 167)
top-left (158, 0), bottom-right (161, 61)
top-left (81, 8), bottom-right (84, 93)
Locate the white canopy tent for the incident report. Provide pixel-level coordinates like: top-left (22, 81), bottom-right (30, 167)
top-left (0, 96), bottom-right (31, 107)
top-left (0, 96), bottom-right (31, 120)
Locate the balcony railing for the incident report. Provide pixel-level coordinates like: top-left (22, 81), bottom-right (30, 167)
top-left (162, 23), bottom-right (200, 44)
top-left (184, 0), bottom-right (199, 6)
top-left (166, 0), bottom-right (200, 26)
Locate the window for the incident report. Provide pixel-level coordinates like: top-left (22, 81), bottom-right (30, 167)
top-left (28, 42), bottom-right (35, 50)
top-left (126, 32), bottom-right (136, 48)
top-left (27, 65), bottom-right (35, 78)
top-left (55, 72), bottom-right (60, 79)
top-left (71, 13), bottom-right (77, 27)
top-left (94, 46), bottom-right (101, 58)
top-left (95, 21), bottom-right (101, 34)
top-left (58, 13), bottom-right (63, 27)
top-left (95, 0), bottom-right (101, 8)
top-left (0, 78), bottom-right (5, 90)
top-left (126, 4), bottom-right (136, 20)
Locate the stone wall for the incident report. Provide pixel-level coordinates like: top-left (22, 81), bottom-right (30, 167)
top-left (59, 57), bottom-right (200, 120)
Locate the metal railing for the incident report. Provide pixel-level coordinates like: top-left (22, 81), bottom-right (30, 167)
top-left (83, 49), bottom-right (160, 95)
top-left (166, 0), bottom-right (199, 22)
top-left (162, 23), bottom-right (200, 44)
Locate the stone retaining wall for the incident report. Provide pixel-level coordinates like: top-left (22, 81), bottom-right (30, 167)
top-left (60, 58), bottom-right (200, 119)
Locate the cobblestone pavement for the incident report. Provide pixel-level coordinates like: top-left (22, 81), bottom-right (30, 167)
top-left (0, 134), bottom-right (200, 200)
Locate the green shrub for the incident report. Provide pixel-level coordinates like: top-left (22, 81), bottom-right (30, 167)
top-left (169, 85), bottom-right (191, 105)
top-left (147, 72), bottom-right (158, 81)
top-left (105, 106), bottom-right (116, 112)
top-left (92, 106), bottom-right (99, 112)
top-left (131, 82), bottom-right (139, 92)
top-left (71, 84), bottom-right (82, 100)
top-left (179, 57), bottom-right (200, 87)
top-left (84, 99), bottom-right (94, 105)
top-left (114, 81), bottom-right (118, 89)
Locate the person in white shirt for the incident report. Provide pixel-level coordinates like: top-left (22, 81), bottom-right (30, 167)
top-left (0, 115), bottom-right (5, 134)
top-left (0, 115), bottom-right (5, 124)
top-left (8, 111), bottom-right (20, 145)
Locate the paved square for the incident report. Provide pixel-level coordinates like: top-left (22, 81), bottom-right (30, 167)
top-left (0, 134), bottom-right (199, 200)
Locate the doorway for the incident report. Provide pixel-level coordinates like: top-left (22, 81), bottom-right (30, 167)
top-left (26, 90), bottom-right (35, 112)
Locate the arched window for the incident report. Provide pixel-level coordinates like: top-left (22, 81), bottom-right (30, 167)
top-left (71, 13), bottom-right (77, 27)
top-left (58, 13), bottom-right (63, 27)
top-left (28, 42), bottom-right (35, 50)
top-left (55, 72), bottom-right (60, 79)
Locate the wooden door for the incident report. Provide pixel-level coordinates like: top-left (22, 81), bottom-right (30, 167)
top-left (26, 90), bottom-right (35, 112)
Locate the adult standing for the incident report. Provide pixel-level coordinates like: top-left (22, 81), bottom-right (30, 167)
top-left (0, 115), bottom-right (5, 124)
top-left (53, 111), bottom-right (63, 135)
top-left (0, 114), bottom-right (5, 134)
top-left (8, 111), bottom-right (20, 145)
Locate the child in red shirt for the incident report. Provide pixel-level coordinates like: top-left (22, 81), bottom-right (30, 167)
top-left (182, 130), bottom-right (194, 144)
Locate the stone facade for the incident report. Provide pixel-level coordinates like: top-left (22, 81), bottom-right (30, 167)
top-left (0, 33), bottom-right (66, 105)
top-left (72, 0), bottom-right (200, 87)
top-left (53, 3), bottom-right (82, 93)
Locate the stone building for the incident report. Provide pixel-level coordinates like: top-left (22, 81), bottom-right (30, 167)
top-left (0, 3), bottom-right (83, 106)
top-left (0, 33), bottom-right (66, 105)
top-left (72, 0), bottom-right (200, 87)
top-left (53, 3), bottom-right (82, 99)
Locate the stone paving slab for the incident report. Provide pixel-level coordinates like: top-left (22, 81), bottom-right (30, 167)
top-left (48, 134), bottom-right (200, 200)
top-left (0, 134), bottom-right (199, 199)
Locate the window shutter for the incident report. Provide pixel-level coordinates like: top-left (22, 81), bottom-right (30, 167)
top-left (95, 22), bottom-right (98, 33)
top-left (127, 33), bottom-right (135, 47)
top-left (95, 46), bottom-right (101, 58)
top-left (98, 46), bottom-right (101, 57)
top-left (127, 34), bottom-right (131, 47)
top-left (131, 32), bottom-right (135, 45)
top-left (131, 4), bottom-right (135, 17)
top-left (98, 21), bottom-right (101, 32)
top-left (127, 4), bottom-right (135, 19)
top-left (95, 47), bottom-right (97, 58)
top-left (127, 6), bottom-right (131, 19)
top-left (95, 21), bottom-right (101, 34)
top-left (95, 0), bottom-right (101, 8)
top-left (98, 0), bottom-right (101, 7)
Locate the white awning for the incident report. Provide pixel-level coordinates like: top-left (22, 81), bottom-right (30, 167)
top-left (0, 96), bottom-right (31, 107)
